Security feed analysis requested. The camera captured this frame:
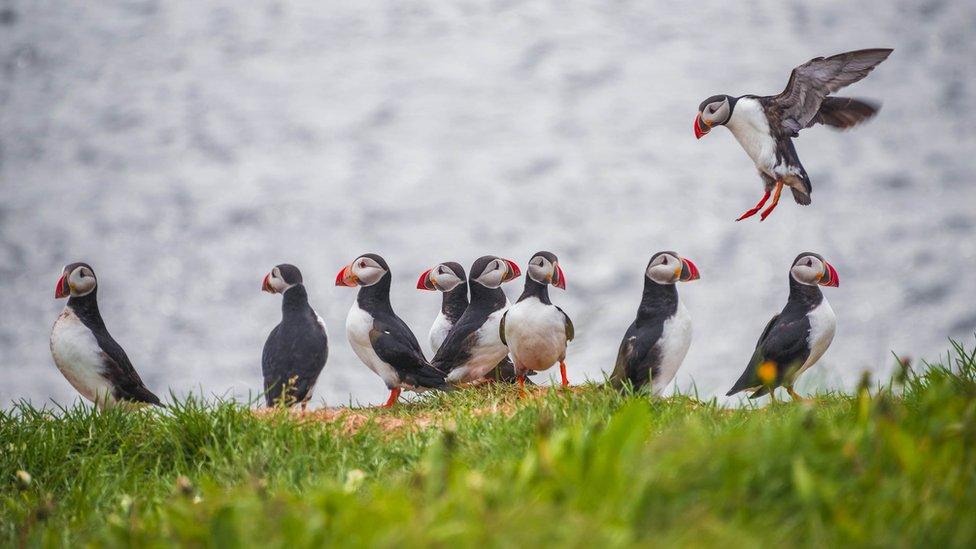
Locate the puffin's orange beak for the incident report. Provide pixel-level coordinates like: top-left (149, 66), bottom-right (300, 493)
top-left (694, 113), bottom-right (710, 139)
top-left (262, 273), bottom-right (273, 293)
top-left (55, 273), bottom-right (69, 299)
top-left (335, 264), bottom-right (358, 287)
top-left (503, 259), bottom-right (521, 281)
top-left (552, 263), bottom-right (567, 290)
top-left (417, 268), bottom-right (435, 291)
top-left (820, 261), bottom-right (839, 287)
top-left (679, 258), bottom-right (700, 282)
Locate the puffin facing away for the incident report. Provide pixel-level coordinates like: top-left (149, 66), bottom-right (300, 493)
top-left (431, 255), bottom-right (521, 384)
top-left (336, 253), bottom-right (448, 407)
top-left (499, 251), bottom-right (573, 392)
top-left (50, 263), bottom-right (161, 410)
top-left (727, 252), bottom-right (838, 401)
top-left (695, 48), bottom-right (893, 221)
top-left (417, 261), bottom-right (529, 385)
top-left (261, 264), bottom-right (329, 409)
top-left (610, 252), bottom-right (700, 395)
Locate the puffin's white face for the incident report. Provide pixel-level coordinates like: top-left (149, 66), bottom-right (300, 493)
top-left (60, 264), bottom-right (96, 297)
top-left (645, 252), bottom-right (700, 285)
top-left (527, 254), bottom-right (566, 289)
top-left (695, 95), bottom-right (732, 139)
top-left (790, 254), bottom-right (839, 287)
top-left (429, 264), bottom-right (463, 292)
top-left (263, 266), bottom-right (295, 294)
top-left (336, 255), bottom-right (388, 287)
top-left (474, 258), bottom-right (519, 289)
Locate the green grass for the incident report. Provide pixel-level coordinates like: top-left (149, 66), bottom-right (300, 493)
top-left (3, 340), bottom-right (976, 548)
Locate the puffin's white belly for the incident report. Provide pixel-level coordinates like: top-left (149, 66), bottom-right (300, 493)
top-left (50, 307), bottom-right (116, 407)
top-left (794, 299), bottom-right (836, 382)
top-left (345, 304), bottom-right (400, 389)
top-left (503, 297), bottom-right (568, 372)
top-left (651, 301), bottom-right (692, 396)
top-left (446, 307), bottom-right (510, 384)
top-left (428, 312), bottom-right (453, 354)
top-left (726, 97), bottom-right (777, 175)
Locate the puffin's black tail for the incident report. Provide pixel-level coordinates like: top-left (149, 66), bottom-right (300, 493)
top-left (410, 363), bottom-right (452, 391)
top-left (810, 97), bottom-right (880, 131)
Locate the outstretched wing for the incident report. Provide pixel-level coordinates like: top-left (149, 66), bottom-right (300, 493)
top-left (805, 97), bottom-right (880, 130)
top-left (766, 48), bottom-right (892, 135)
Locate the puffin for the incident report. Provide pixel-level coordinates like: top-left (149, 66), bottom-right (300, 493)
top-left (499, 251), bottom-right (573, 392)
top-left (694, 48), bottom-right (893, 221)
top-left (431, 255), bottom-right (521, 384)
top-left (336, 253), bottom-right (448, 407)
top-left (417, 261), bottom-right (529, 385)
top-left (609, 251), bottom-right (700, 395)
top-left (260, 264), bottom-right (329, 409)
top-left (727, 252), bottom-right (838, 401)
top-left (49, 262), bottom-right (161, 410)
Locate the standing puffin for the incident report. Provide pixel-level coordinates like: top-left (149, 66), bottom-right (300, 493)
top-left (431, 255), bottom-right (521, 384)
top-left (260, 264), bottom-right (329, 409)
top-left (499, 251), bottom-right (573, 391)
top-left (609, 252), bottom-right (700, 395)
top-left (49, 263), bottom-right (161, 410)
top-left (695, 48), bottom-right (892, 221)
top-left (727, 252), bottom-right (838, 401)
top-left (336, 253), bottom-right (448, 407)
top-left (417, 261), bottom-right (528, 385)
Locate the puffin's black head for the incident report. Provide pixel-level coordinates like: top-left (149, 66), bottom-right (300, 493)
top-left (645, 251), bottom-right (701, 285)
top-left (469, 255), bottom-right (521, 289)
top-left (790, 252), bottom-right (839, 288)
top-left (695, 94), bottom-right (736, 139)
top-left (335, 253), bottom-right (390, 288)
top-left (262, 264), bottom-right (303, 294)
top-left (417, 261), bottom-right (466, 292)
top-left (526, 251), bottom-right (566, 290)
top-left (55, 262), bottom-right (97, 299)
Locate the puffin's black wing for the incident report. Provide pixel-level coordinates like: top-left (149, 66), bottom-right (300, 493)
top-left (555, 306), bottom-right (574, 341)
top-left (370, 314), bottom-right (447, 389)
top-left (498, 310), bottom-right (508, 346)
top-left (261, 319), bottom-right (328, 406)
top-left (767, 48), bottom-right (892, 135)
top-left (432, 309), bottom-right (485, 372)
top-left (609, 319), bottom-right (663, 391)
top-left (726, 313), bottom-right (811, 398)
top-left (90, 330), bottom-right (162, 406)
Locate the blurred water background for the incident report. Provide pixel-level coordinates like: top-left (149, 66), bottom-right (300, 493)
top-left (2, 0), bottom-right (975, 408)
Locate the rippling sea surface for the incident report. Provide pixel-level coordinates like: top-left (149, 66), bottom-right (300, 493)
top-left (2, 0), bottom-right (974, 408)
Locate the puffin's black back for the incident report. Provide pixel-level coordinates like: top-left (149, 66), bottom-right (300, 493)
top-left (262, 284), bottom-right (329, 406)
top-left (609, 262), bottom-right (680, 391)
top-left (66, 289), bottom-right (162, 406)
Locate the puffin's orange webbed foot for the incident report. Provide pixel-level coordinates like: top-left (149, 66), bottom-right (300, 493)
top-left (735, 190), bottom-right (771, 221)
top-left (759, 181), bottom-right (784, 222)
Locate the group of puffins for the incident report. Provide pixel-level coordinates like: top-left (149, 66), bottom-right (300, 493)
top-left (47, 47), bottom-right (892, 410)
top-left (50, 250), bottom-right (837, 410)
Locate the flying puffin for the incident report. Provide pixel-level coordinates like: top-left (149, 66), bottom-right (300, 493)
top-left (727, 252), bottom-right (838, 401)
top-left (431, 255), bottom-right (521, 384)
top-left (499, 251), bottom-right (573, 392)
top-left (49, 262), bottom-right (161, 410)
top-left (336, 253), bottom-right (448, 407)
top-left (417, 261), bottom-right (530, 385)
top-left (609, 252), bottom-right (700, 395)
top-left (694, 48), bottom-right (893, 221)
top-left (260, 264), bottom-right (329, 409)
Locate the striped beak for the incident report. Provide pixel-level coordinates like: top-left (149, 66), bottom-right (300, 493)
top-left (819, 261), bottom-right (839, 287)
top-left (694, 113), bottom-right (710, 139)
top-left (55, 273), bottom-right (69, 299)
top-left (550, 263), bottom-right (567, 290)
top-left (335, 264), bottom-right (358, 287)
top-left (679, 258), bottom-right (700, 282)
top-left (503, 259), bottom-right (521, 282)
top-left (416, 268), bottom-right (436, 291)
top-left (262, 273), bottom-right (273, 293)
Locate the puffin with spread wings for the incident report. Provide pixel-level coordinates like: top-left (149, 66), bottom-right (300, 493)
top-left (695, 48), bottom-right (893, 221)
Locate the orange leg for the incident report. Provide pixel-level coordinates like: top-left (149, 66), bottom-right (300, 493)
top-left (759, 181), bottom-right (784, 221)
top-left (735, 190), bottom-right (771, 221)
top-left (559, 361), bottom-right (570, 387)
top-left (517, 374), bottom-right (527, 398)
top-left (382, 387), bottom-right (401, 408)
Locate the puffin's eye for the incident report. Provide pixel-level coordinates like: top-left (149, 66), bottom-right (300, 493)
top-left (806, 259), bottom-right (813, 267)
top-left (662, 257), bottom-right (668, 265)
top-left (359, 260), bottom-right (367, 268)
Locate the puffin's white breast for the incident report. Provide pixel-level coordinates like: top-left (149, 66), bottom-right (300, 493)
top-left (50, 307), bottom-right (116, 406)
top-left (445, 305), bottom-right (510, 384)
top-left (797, 299), bottom-right (836, 379)
top-left (503, 297), bottom-right (568, 372)
top-left (725, 97), bottom-right (777, 174)
top-left (651, 300), bottom-right (692, 396)
top-left (345, 304), bottom-right (400, 389)
top-left (428, 312), bottom-right (453, 354)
